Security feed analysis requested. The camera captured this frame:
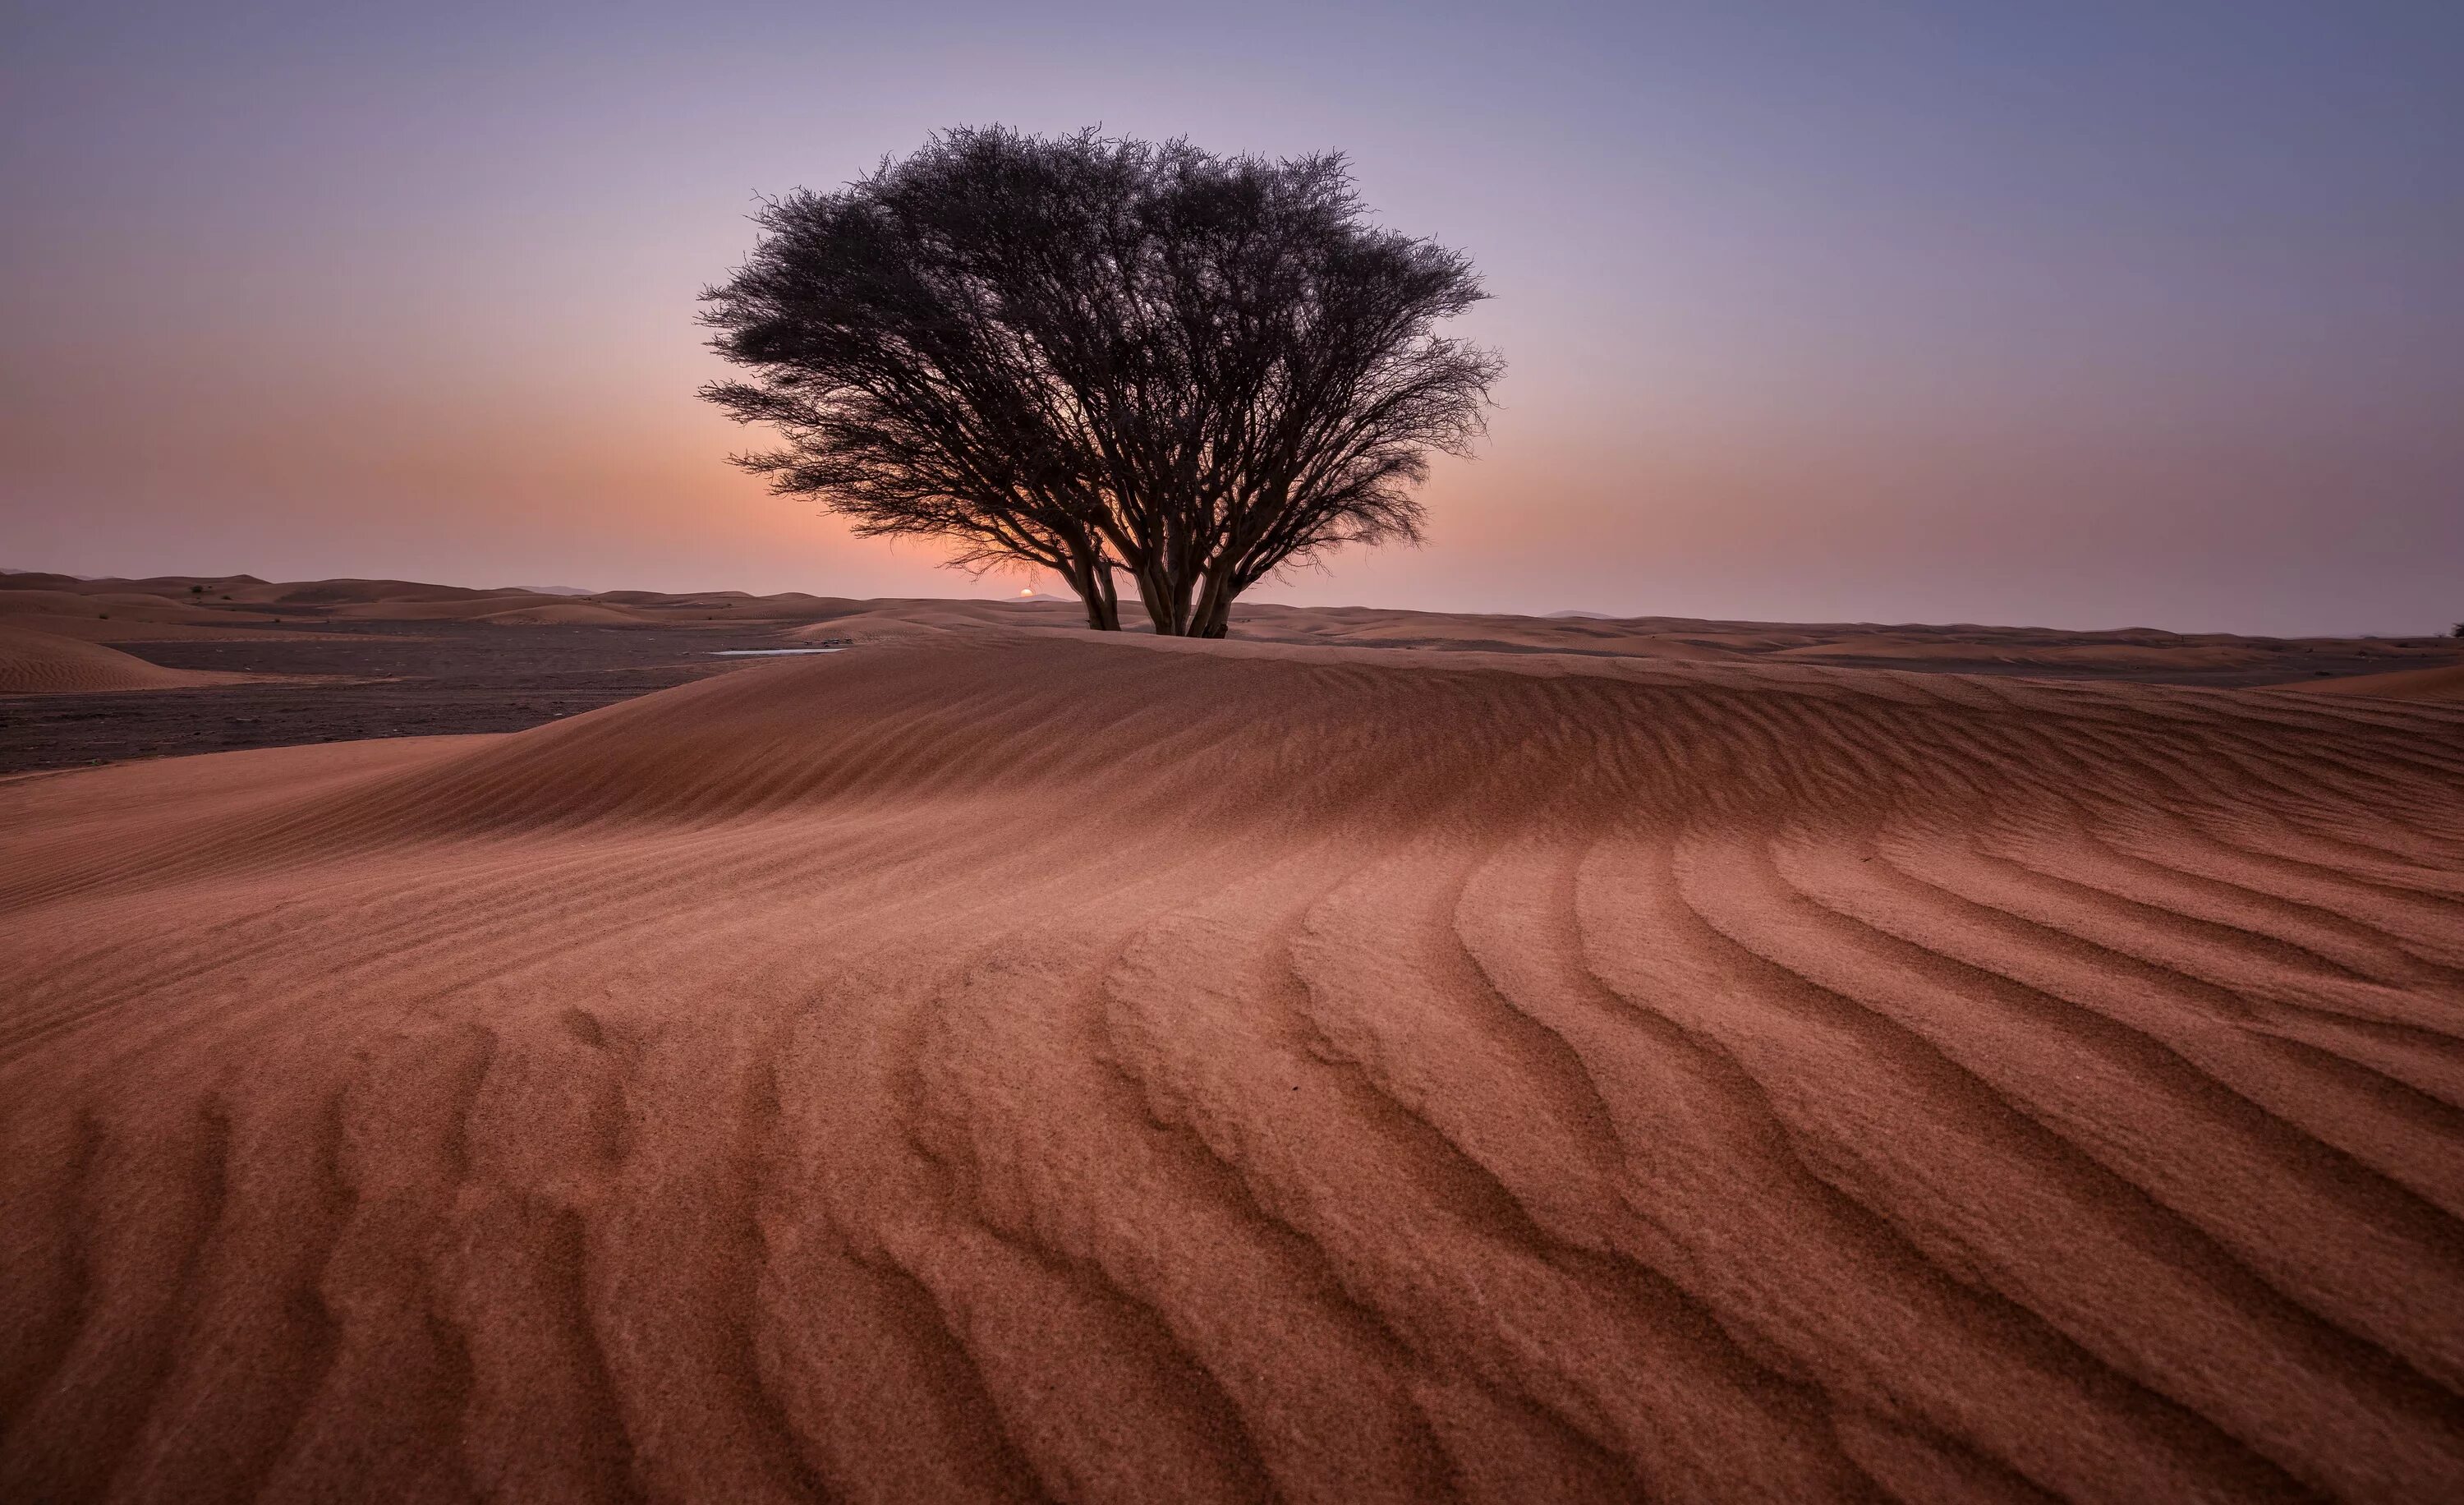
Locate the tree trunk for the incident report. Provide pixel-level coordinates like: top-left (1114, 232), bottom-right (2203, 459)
top-left (1189, 568), bottom-right (1240, 639)
top-left (1135, 561), bottom-right (1194, 636)
top-left (1068, 555), bottom-right (1120, 630)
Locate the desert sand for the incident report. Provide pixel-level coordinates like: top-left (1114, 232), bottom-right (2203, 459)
top-left (10, 570), bottom-right (2461, 693)
top-left (4, 627), bottom-right (2462, 1503)
top-left (0, 624), bottom-right (261, 695)
top-left (2280, 663), bottom-right (2464, 703)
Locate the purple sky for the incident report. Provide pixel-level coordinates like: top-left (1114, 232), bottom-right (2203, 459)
top-left (4, 1), bottom-right (2458, 633)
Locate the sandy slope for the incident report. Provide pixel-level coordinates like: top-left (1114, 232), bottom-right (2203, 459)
top-left (15, 572), bottom-right (2462, 687)
top-left (476, 603), bottom-right (651, 626)
top-left (0, 625), bottom-right (260, 695)
top-left (3, 634), bottom-right (2462, 1503)
top-left (0, 589), bottom-right (279, 626)
top-left (2280, 663), bottom-right (2464, 702)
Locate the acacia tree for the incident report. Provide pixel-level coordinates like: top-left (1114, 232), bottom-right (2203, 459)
top-left (700, 127), bottom-right (1501, 637)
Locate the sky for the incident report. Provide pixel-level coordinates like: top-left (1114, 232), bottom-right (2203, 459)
top-left (2, 0), bottom-right (2458, 635)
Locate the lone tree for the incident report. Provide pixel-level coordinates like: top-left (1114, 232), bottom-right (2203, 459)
top-left (700, 127), bottom-right (1501, 636)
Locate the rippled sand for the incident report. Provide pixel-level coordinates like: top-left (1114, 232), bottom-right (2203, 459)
top-left (4, 633), bottom-right (2461, 1502)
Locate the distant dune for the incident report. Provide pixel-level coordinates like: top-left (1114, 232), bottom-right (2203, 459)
top-left (0, 624), bottom-right (259, 695)
top-left (7, 569), bottom-right (2459, 689)
top-left (475, 601), bottom-right (655, 626)
top-left (0, 587), bottom-right (279, 628)
top-left (2278, 662), bottom-right (2464, 702)
top-left (3, 633), bottom-right (2461, 1500)
top-left (323, 593), bottom-right (581, 620)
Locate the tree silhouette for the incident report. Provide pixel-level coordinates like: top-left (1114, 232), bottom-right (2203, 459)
top-left (701, 127), bottom-right (1501, 636)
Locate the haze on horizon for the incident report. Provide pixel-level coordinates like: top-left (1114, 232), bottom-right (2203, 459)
top-left (3, 0), bottom-right (2457, 637)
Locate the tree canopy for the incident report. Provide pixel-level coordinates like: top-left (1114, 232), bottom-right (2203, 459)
top-left (700, 127), bottom-right (1501, 636)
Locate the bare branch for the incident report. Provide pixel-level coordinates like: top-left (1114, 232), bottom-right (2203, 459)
top-left (700, 127), bottom-right (1499, 637)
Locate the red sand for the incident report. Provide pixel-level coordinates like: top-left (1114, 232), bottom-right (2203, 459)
top-left (0, 589), bottom-right (279, 627)
top-left (0, 624), bottom-right (260, 695)
top-left (3, 632), bottom-right (2462, 1501)
top-left (476, 602), bottom-right (654, 626)
top-left (2279, 663), bottom-right (2464, 702)
top-left (13, 571), bottom-right (2462, 693)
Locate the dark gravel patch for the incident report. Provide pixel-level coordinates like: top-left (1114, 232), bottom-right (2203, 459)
top-left (0, 618), bottom-right (804, 774)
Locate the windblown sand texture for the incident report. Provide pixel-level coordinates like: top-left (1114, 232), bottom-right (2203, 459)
top-left (0, 625), bottom-right (258, 695)
top-left (4, 633), bottom-right (2464, 1503)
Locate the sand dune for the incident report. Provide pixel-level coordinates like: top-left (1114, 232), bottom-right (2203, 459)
top-left (14, 573), bottom-right (2462, 689)
top-left (324, 593), bottom-right (585, 621)
top-left (476, 602), bottom-right (649, 626)
top-left (3, 633), bottom-right (2461, 1502)
top-left (0, 625), bottom-right (260, 695)
top-left (0, 589), bottom-right (278, 628)
top-left (786, 598), bottom-right (1091, 641)
top-left (2280, 663), bottom-right (2464, 702)
top-left (1216, 604), bottom-right (2455, 674)
top-left (227, 578), bottom-right (511, 606)
top-left (1767, 637), bottom-right (2272, 670)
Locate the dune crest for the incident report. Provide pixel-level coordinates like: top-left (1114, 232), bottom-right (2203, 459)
top-left (3, 634), bottom-right (2462, 1502)
top-left (475, 602), bottom-right (648, 626)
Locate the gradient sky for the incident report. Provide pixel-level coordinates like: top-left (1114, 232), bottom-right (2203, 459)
top-left (3, 1), bottom-right (2458, 634)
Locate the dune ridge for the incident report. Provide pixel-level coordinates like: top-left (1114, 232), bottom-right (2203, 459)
top-left (2, 633), bottom-right (2462, 1502)
top-left (13, 568), bottom-right (2462, 688)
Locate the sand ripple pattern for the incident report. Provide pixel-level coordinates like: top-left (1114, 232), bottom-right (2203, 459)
top-left (4, 634), bottom-right (2462, 1503)
top-left (0, 624), bottom-right (254, 695)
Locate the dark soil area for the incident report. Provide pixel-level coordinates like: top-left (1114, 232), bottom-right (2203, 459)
top-left (0, 619), bottom-right (807, 774)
